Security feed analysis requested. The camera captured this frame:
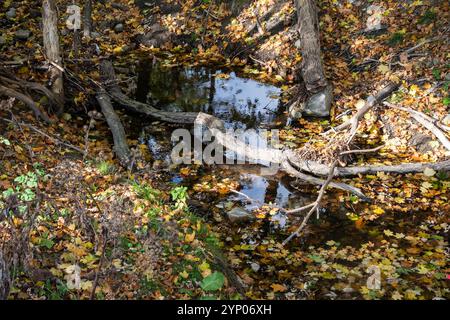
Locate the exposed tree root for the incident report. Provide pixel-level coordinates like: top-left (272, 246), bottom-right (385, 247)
top-left (0, 85), bottom-right (51, 123)
top-left (96, 90), bottom-right (132, 168)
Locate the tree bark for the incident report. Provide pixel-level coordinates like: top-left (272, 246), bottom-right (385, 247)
top-left (83, 0), bottom-right (92, 38)
top-left (0, 252), bottom-right (11, 300)
top-left (42, 0), bottom-right (64, 113)
top-left (296, 0), bottom-right (328, 93)
top-left (96, 91), bottom-right (131, 167)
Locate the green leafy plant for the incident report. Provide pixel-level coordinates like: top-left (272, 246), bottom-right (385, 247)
top-left (133, 182), bottom-right (160, 203)
top-left (170, 186), bottom-right (188, 210)
top-left (443, 97), bottom-right (450, 106)
top-left (0, 136), bottom-right (11, 146)
top-left (200, 271), bottom-right (225, 291)
top-left (39, 232), bottom-right (55, 249)
top-left (2, 165), bottom-right (48, 203)
top-left (432, 68), bottom-right (441, 81)
top-left (96, 161), bottom-right (114, 175)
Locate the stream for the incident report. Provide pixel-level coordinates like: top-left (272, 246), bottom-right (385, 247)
top-left (122, 59), bottom-right (447, 299)
top-left (133, 59), bottom-right (317, 216)
top-left (131, 62), bottom-right (367, 241)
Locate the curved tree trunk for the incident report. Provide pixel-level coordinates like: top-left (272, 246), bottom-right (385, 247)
top-left (42, 0), bottom-right (64, 113)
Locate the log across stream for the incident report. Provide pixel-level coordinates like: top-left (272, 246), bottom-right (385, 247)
top-left (132, 60), bottom-right (313, 216)
top-left (100, 59), bottom-right (448, 299)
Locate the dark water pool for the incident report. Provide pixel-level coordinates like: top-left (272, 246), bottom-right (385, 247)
top-left (135, 60), bottom-right (285, 130)
top-left (127, 59), bottom-right (447, 299)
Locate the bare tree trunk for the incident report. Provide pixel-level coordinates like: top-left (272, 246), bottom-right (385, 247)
top-left (83, 0), bottom-right (92, 38)
top-left (293, 0), bottom-right (332, 118)
top-left (42, 0), bottom-right (64, 113)
top-left (296, 0), bottom-right (327, 92)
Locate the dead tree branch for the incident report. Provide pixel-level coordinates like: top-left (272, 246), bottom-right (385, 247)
top-left (325, 82), bottom-right (400, 139)
top-left (0, 85), bottom-right (51, 123)
top-left (0, 117), bottom-right (86, 155)
top-left (96, 90), bottom-right (131, 168)
top-left (283, 160), bottom-right (338, 246)
top-left (384, 102), bottom-right (450, 151)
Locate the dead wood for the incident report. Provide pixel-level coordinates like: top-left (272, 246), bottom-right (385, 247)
top-left (96, 90), bottom-right (131, 168)
top-left (100, 60), bottom-right (449, 202)
top-left (384, 102), bottom-right (450, 152)
top-left (0, 85), bottom-right (51, 123)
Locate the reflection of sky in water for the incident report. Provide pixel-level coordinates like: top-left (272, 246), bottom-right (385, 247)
top-left (236, 174), bottom-right (293, 229)
top-left (153, 68), bottom-right (281, 130)
top-left (238, 174), bottom-right (292, 210)
top-left (203, 72), bottom-right (281, 129)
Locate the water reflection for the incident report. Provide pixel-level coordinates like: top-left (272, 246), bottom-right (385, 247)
top-left (136, 62), bottom-right (283, 129)
top-left (232, 173), bottom-right (313, 211)
top-left (136, 61), bottom-right (306, 229)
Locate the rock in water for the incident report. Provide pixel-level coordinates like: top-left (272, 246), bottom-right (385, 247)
top-left (14, 30), bottom-right (31, 41)
top-left (288, 101), bottom-right (304, 122)
top-left (302, 84), bottom-right (333, 118)
top-left (226, 207), bottom-right (255, 223)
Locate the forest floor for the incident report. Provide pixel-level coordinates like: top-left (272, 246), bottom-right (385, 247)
top-left (0, 0), bottom-right (449, 300)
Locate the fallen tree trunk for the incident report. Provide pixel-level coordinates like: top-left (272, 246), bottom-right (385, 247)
top-left (100, 60), bottom-right (449, 199)
top-left (286, 155), bottom-right (450, 177)
top-left (96, 90), bottom-right (131, 167)
top-left (42, 0), bottom-right (64, 113)
top-left (100, 60), bottom-right (365, 197)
